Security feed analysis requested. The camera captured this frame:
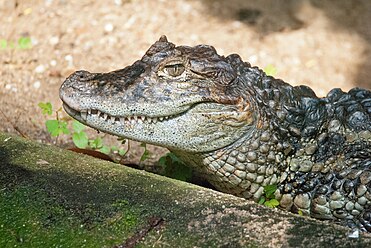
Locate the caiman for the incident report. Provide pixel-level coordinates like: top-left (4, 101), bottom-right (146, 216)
top-left (60, 36), bottom-right (371, 232)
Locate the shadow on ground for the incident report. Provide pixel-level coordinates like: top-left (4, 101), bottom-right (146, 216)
top-left (199, 0), bottom-right (371, 89)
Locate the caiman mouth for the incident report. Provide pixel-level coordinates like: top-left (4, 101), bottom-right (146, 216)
top-left (62, 103), bottom-right (183, 126)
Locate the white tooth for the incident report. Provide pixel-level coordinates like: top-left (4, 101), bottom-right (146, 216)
top-left (131, 118), bottom-right (136, 124)
top-left (137, 118), bottom-right (143, 124)
top-left (111, 117), bottom-right (116, 124)
top-left (164, 116), bottom-right (169, 120)
top-left (81, 111), bottom-right (87, 120)
top-left (148, 118), bottom-right (152, 124)
top-left (120, 117), bottom-right (126, 125)
top-left (134, 116), bottom-right (138, 121)
top-left (153, 117), bottom-right (158, 123)
top-left (142, 116), bottom-right (147, 122)
top-left (88, 109), bottom-right (91, 115)
top-left (103, 113), bottom-right (108, 120)
top-left (159, 117), bottom-right (164, 121)
top-left (97, 110), bottom-right (101, 116)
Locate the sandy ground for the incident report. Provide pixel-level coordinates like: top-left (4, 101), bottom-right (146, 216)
top-left (1, 0), bottom-right (370, 163)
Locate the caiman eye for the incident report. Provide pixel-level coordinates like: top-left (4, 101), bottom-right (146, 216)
top-left (163, 64), bottom-right (185, 77)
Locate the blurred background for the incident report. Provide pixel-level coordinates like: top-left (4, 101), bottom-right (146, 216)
top-left (1, 0), bottom-right (370, 163)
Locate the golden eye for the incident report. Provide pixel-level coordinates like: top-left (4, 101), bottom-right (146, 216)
top-left (163, 64), bottom-right (185, 77)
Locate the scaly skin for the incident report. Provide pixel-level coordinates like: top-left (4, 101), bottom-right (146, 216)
top-left (60, 36), bottom-right (371, 231)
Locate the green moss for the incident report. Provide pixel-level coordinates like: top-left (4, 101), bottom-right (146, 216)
top-left (0, 184), bottom-right (139, 248)
top-left (1, 132), bottom-right (370, 247)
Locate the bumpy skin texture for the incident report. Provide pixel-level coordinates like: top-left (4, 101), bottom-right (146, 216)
top-left (60, 36), bottom-right (371, 232)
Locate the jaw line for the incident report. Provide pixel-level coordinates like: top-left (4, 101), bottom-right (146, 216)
top-left (61, 101), bottom-right (210, 133)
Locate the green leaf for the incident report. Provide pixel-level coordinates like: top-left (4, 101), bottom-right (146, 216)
top-left (18, 37), bottom-right (32, 49)
top-left (118, 149), bottom-right (127, 156)
top-left (89, 137), bottom-right (103, 149)
top-left (159, 153), bottom-right (192, 182)
top-left (110, 146), bottom-right (118, 151)
top-left (0, 39), bottom-right (7, 49)
top-left (263, 64), bottom-right (277, 77)
top-left (140, 149), bottom-right (150, 162)
top-left (99, 146), bottom-right (111, 155)
top-left (38, 102), bottom-right (53, 115)
top-left (264, 184), bottom-right (277, 198)
top-left (45, 120), bottom-right (69, 137)
top-left (72, 131), bottom-right (88, 149)
top-left (72, 120), bottom-right (85, 133)
top-left (298, 210), bottom-right (303, 216)
top-left (264, 199), bottom-right (280, 208)
top-left (258, 196), bottom-right (266, 205)
top-left (140, 143), bottom-right (151, 162)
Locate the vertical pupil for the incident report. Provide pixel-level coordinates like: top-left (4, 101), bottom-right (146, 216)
top-left (166, 64), bottom-right (184, 76)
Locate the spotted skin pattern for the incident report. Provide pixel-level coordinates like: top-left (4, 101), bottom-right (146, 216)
top-left (60, 36), bottom-right (371, 232)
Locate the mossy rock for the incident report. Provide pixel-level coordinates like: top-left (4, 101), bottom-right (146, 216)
top-left (1, 132), bottom-right (370, 247)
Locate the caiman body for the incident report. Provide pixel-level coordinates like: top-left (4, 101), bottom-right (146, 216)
top-left (60, 36), bottom-right (371, 232)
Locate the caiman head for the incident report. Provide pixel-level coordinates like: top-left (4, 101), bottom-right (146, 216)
top-left (60, 36), bottom-right (262, 153)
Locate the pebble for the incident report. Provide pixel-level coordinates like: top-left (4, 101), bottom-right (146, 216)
top-left (50, 59), bottom-right (57, 66)
top-left (35, 64), bottom-right (45, 73)
top-left (49, 36), bottom-right (59, 45)
top-left (33, 80), bottom-right (41, 89)
top-left (5, 84), bottom-right (17, 92)
top-left (114, 0), bottom-right (122, 5)
top-left (64, 54), bottom-right (74, 67)
top-left (104, 23), bottom-right (114, 33)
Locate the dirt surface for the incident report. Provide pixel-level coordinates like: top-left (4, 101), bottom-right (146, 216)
top-left (1, 0), bottom-right (371, 163)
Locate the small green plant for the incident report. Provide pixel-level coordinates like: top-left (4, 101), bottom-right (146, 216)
top-left (258, 184), bottom-right (280, 208)
top-left (38, 102), bottom-right (70, 137)
top-left (263, 64), bottom-right (277, 77)
top-left (0, 39), bottom-right (8, 49)
top-left (0, 37), bottom-right (32, 50)
top-left (158, 153), bottom-right (192, 182)
top-left (18, 37), bottom-right (32, 49)
top-left (139, 142), bottom-right (151, 162)
top-left (38, 102), bottom-right (126, 156)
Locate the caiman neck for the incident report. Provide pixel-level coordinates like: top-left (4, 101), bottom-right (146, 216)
top-left (170, 119), bottom-right (286, 201)
top-left (170, 70), bottom-right (325, 201)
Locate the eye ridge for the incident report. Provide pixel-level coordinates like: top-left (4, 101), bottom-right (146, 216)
top-left (164, 63), bottom-right (185, 77)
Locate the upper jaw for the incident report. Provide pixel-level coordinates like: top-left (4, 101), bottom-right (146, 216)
top-left (62, 102), bottom-right (182, 127)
